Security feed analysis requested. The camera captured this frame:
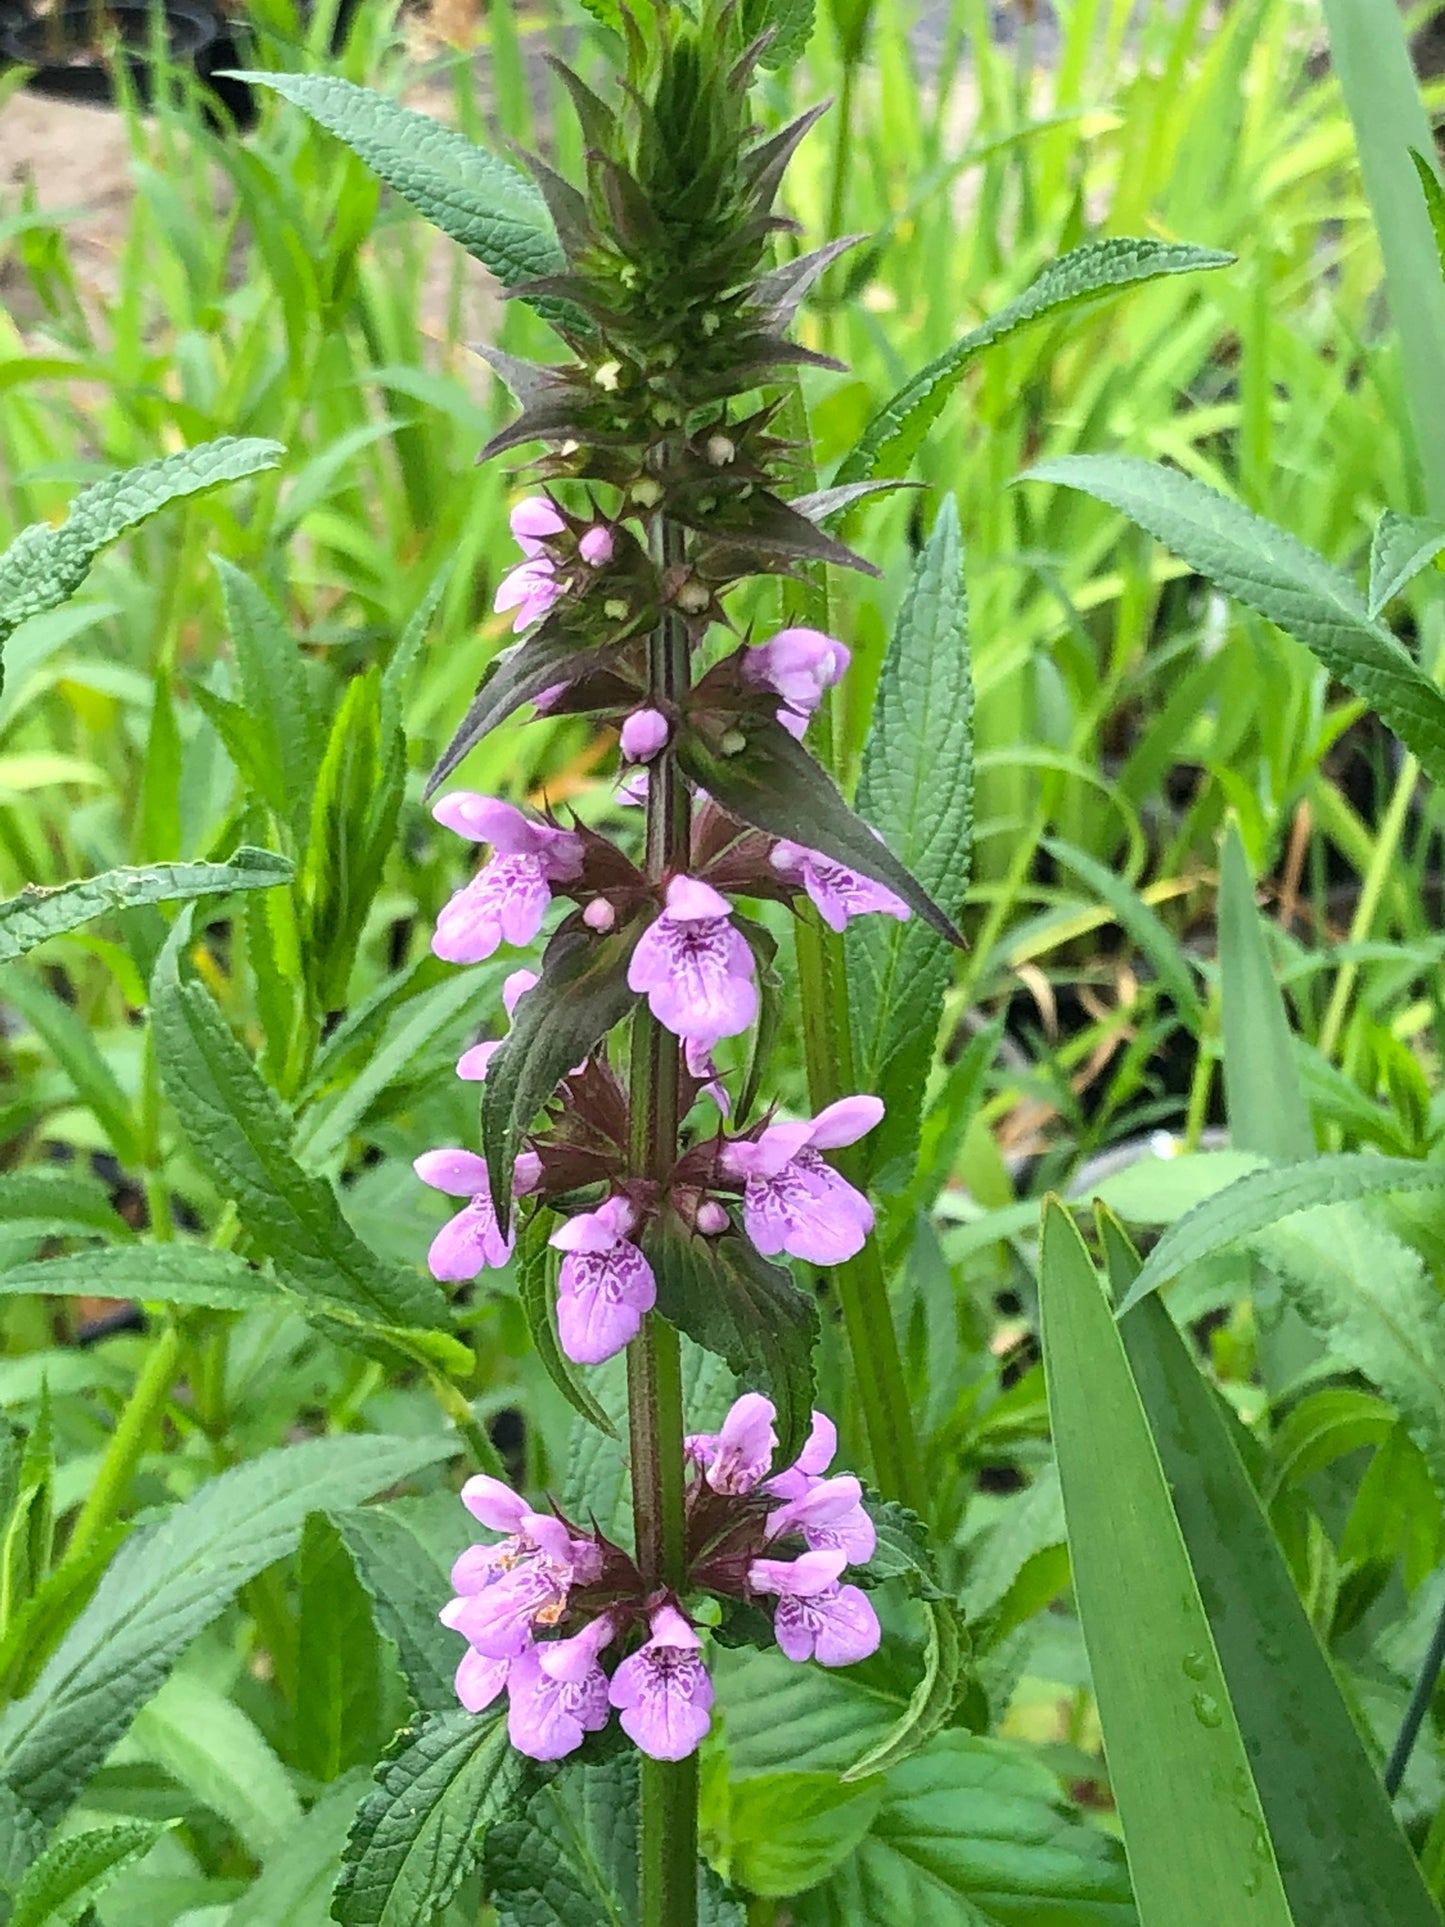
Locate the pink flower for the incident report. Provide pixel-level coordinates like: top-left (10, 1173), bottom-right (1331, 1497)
top-left (769, 841), bottom-right (909, 934)
top-left (431, 797), bottom-right (583, 965)
top-left (627, 876), bottom-right (758, 1047)
top-left (721, 1096), bottom-right (883, 1266)
top-left (510, 496), bottom-right (565, 553)
top-left (765, 1409), bottom-right (838, 1501)
top-left (684, 1036), bottom-right (731, 1116)
top-left (768, 1473), bottom-right (877, 1566)
top-left (550, 1195), bottom-right (657, 1365)
top-left (608, 1604), bottom-right (714, 1761)
top-left (414, 1149), bottom-right (516, 1280)
top-left (455, 1646), bottom-right (511, 1713)
top-left (752, 1548), bottom-right (881, 1668)
top-left (579, 524), bottom-right (615, 566)
top-left (695, 1199), bottom-right (729, 1235)
top-left (699, 1392), bottom-right (778, 1494)
top-left (620, 707), bottom-right (670, 762)
top-left (506, 1616), bottom-right (614, 1760)
top-left (442, 1505), bottom-right (589, 1660)
top-left (743, 627), bottom-right (851, 737)
top-left (495, 557), bottom-right (560, 632)
top-left (457, 969), bottom-right (539, 1081)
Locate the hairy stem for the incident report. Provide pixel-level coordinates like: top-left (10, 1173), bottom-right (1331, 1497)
top-left (64, 1321), bottom-right (183, 1566)
top-left (628, 528), bottom-right (699, 1927)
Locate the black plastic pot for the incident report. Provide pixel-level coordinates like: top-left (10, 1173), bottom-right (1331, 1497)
top-left (0, 2), bottom-right (253, 124)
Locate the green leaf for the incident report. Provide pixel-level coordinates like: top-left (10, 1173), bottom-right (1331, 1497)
top-left (839, 239), bottom-right (1231, 484)
top-left (1024, 456), bottom-right (1445, 788)
top-left (295, 1514), bottom-right (383, 1783)
top-left (0, 1168), bottom-right (133, 1246)
top-left (151, 918), bottom-right (452, 1340)
top-left (724, 1771), bottom-right (883, 1898)
top-left (741, 0), bottom-right (817, 67)
top-left (647, 1221), bottom-right (818, 1468)
top-left (713, 1644), bottom-right (908, 1777)
top-left (237, 74), bottom-right (562, 291)
top-left (841, 1598), bottom-right (967, 1782)
top-left (0, 1433), bottom-right (452, 1827)
top-left (1413, 149), bottom-right (1445, 276)
top-left (0, 967), bottom-right (140, 1167)
top-left (0, 1245), bottom-right (278, 1312)
top-left (0, 439), bottom-right (283, 668)
top-left (0, 1785), bottom-right (45, 1913)
top-left (334, 1495), bottom-right (473, 1717)
top-left (225, 1771), bottom-right (367, 1927)
top-left (1114, 1153), bottom-right (1445, 1314)
top-left (1368, 510), bottom-right (1445, 616)
top-left (515, 1219), bottom-right (618, 1439)
top-left (482, 919), bottom-right (640, 1225)
top-left (848, 495), bottom-right (973, 1190)
top-left (1105, 1212), bottom-right (1443, 1927)
top-left (214, 559), bottom-right (318, 836)
top-left (793, 1733), bottom-right (1136, 1927)
top-left (332, 1710), bottom-right (532, 1927)
top-left (131, 1672), bottom-right (300, 1860)
top-left (0, 848), bottom-right (292, 964)
top-left (486, 1754), bottom-right (745, 1926)
top-left (10, 1822), bottom-right (163, 1927)
top-left (1039, 1203), bottom-right (1293, 1927)
top-left (677, 717), bottom-right (961, 944)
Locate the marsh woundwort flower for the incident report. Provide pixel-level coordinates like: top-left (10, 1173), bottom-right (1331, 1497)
top-left (432, 796), bottom-right (584, 965)
top-left (742, 627), bottom-right (851, 738)
top-left (413, 1147), bottom-right (542, 1282)
top-left (627, 875), bottom-right (758, 1047)
top-left (608, 1602), bottom-right (715, 1761)
top-left (549, 1193), bottom-right (658, 1365)
top-left (769, 840), bottom-right (910, 933)
top-left (720, 1095), bottom-right (884, 1265)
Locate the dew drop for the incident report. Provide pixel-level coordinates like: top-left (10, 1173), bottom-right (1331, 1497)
top-left (1192, 1691), bottom-right (1223, 1728)
top-left (1182, 1650), bottom-right (1208, 1680)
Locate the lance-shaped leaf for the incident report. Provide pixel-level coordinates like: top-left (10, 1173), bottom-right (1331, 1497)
top-left (838, 238), bottom-right (1231, 484)
top-left (1369, 509), bottom-right (1445, 616)
top-left (515, 1216), bottom-right (618, 1438)
top-left (0, 847), bottom-right (292, 964)
top-left (334, 1495), bottom-right (473, 1718)
top-left (295, 1515), bottom-right (383, 1785)
top-left (646, 1218), bottom-right (817, 1466)
top-left (1025, 455), bottom-right (1445, 790)
top-left (332, 1710), bottom-right (534, 1927)
top-left (482, 918), bottom-right (641, 1224)
top-left (0, 1245), bottom-right (278, 1312)
top-left (0, 1433), bottom-right (454, 1827)
top-left (0, 438), bottom-right (283, 673)
top-left (1103, 1211), bottom-right (1444, 1927)
top-left (1114, 1152), bottom-right (1445, 1315)
top-left (152, 917), bottom-right (452, 1338)
top-left (848, 496), bottom-right (973, 1190)
top-left (214, 560), bottom-right (319, 838)
top-left (9, 1821), bottom-right (165, 1927)
top-left (426, 627), bottom-right (634, 799)
top-left (677, 715), bottom-right (962, 945)
top-left (234, 74), bottom-right (563, 291)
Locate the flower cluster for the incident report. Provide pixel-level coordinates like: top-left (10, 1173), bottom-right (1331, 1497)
top-left (439, 1393), bottom-right (880, 1762)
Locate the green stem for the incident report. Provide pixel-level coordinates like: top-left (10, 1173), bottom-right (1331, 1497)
top-left (427, 1368), bottom-right (508, 1480)
top-left (1318, 752), bottom-right (1418, 1061)
top-left (64, 1322), bottom-right (183, 1565)
top-left (628, 527), bottom-right (698, 1927)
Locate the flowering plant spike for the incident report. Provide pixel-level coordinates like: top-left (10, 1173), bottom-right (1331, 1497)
top-left (408, 6), bottom-right (963, 1919)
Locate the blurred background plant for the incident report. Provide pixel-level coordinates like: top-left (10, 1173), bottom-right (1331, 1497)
top-left (3, 0), bottom-right (1445, 1920)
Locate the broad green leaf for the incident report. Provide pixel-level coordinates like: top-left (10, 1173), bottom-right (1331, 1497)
top-left (1039, 1204), bottom-right (1292, 1927)
top-left (225, 1771), bottom-right (367, 1927)
top-left (1368, 510), bottom-right (1445, 616)
top-left (677, 717), bottom-right (961, 944)
top-left (334, 1495), bottom-right (472, 1717)
top-left (713, 1646), bottom-right (910, 1778)
top-left (848, 496), bottom-right (973, 1190)
top-left (1115, 1153), bottom-right (1445, 1314)
top-left (0, 967), bottom-right (139, 1167)
top-left (1320, 0), bottom-right (1445, 513)
top-left (485, 1754), bottom-right (746, 1926)
top-left (214, 559), bottom-right (318, 837)
top-left (0, 1245), bottom-right (277, 1313)
top-left (793, 1733), bottom-right (1136, 1927)
top-left (152, 920), bottom-right (452, 1338)
top-left (10, 1821), bottom-right (163, 1927)
top-left (515, 1220), bottom-right (618, 1439)
top-left (742, 0), bottom-right (816, 66)
top-left (0, 1168), bottom-right (133, 1246)
top-left (1216, 821), bottom-right (1319, 1387)
top-left (237, 75), bottom-right (562, 291)
top-left (647, 1222), bottom-right (818, 1468)
top-left (0, 1433), bottom-right (452, 1827)
top-left (841, 1598), bottom-right (967, 1782)
top-left (1105, 1214), bottom-right (1443, 1927)
top-left (0, 848), bottom-right (292, 964)
top-left (332, 1710), bottom-right (532, 1927)
top-left (838, 239), bottom-right (1231, 484)
top-left (723, 1771), bottom-right (883, 1898)
top-left (0, 439), bottom-right (283, 670)
top-left (131, 1672), bottom-right (300, 1860)
top-left (482, 920), bottom-right (640, 1225)
top-left (1025, 456), bottom-right (1445, 788)
top-left (295, 1515), bottom-right (383, 1783)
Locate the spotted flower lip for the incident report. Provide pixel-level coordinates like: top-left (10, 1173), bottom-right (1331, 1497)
top-left (626, 874), bottom-right (758, 1047)
top-left (720, 1096), bottom-right (884, 1266)
top-left (607, 1603), bottom-right (714, 1762)
top-left (414, 1148), bottom-right (539, 1281)
top-left (769, 840), bottom-right (910, 933)
top-left (430, 798), bottom-right (584, 965)
top-left (742, 626), bottom-right (851, 736)
top-left (549, 1194), bottom-right (657, 1365)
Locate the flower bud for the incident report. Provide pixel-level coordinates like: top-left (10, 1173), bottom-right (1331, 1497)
top-left (631, 478), bottom-right (664, 508)
top-left (603, 598), bottom-right (630, 621)
top-left (594, 359), bottom-right (622, 392)
top-left (696, 1199), bottom-right (728, 1235)
top-left (579, 524), bottom-right (615, 567)
top-left (705, 433), bottom-right (736, 467)
top-left (583, 898), bottom-right (617, 932)
top-left (620, 707), bottom-right (670, 763)
top-left (677, 578), bottom-right (710, 614)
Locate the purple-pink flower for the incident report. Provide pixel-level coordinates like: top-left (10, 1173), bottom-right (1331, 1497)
top-left (721, 1095), bottom-right (883, 1265)
top-left (457, 968), bottom-right (539, 1081)
top-left (742, 627), bottom-right (851, 738)
top-left (414, 1148), bottom-right (540, 1282)
top-left (441, 1482), bottom-right (596, 1662)
top-left (549, 1194), bottom-right (658, 1365)
top-left (494, 500), bottom-right (615, 633)
top-left (495, 557), bottom-right (562, 632)
top-left (506, 1614), bottom-right (615, 1760)
top-left (769, 841), bottom-right (909, 933)
top-left (627, 876), bottom-right (758, 1048)
top-left (431, 796), bottom-right (583, 965)
top-left (620, 706), bottom-right (670, 763)
top-left (749, 1547), bottom-right (881, 1667)
top-left (608, 1603), bottom-right (714, 1761)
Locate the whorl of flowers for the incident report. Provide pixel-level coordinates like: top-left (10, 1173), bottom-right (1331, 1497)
top-left (439, 1393), bottom-right (881, 1762)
